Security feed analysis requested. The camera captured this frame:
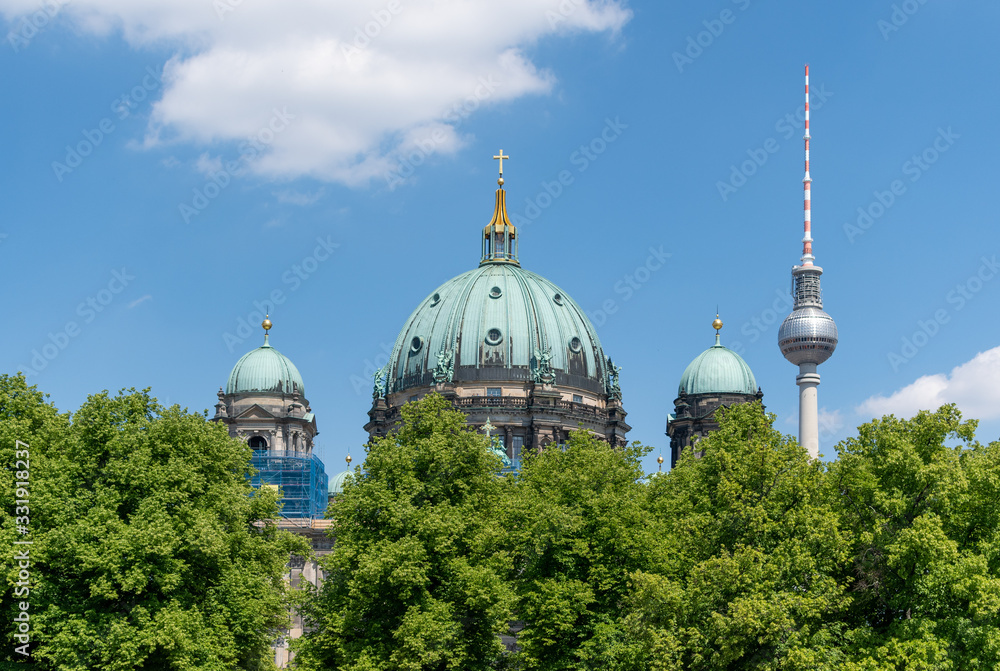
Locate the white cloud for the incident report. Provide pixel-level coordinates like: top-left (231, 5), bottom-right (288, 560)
top-left (0, 0), bottom-right (631, 185)
top-left (856, 346), bottom-right (1000, 421)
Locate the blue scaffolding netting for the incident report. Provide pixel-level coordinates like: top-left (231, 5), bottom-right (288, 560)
top-left (250, 450), bottom-right (329, 519)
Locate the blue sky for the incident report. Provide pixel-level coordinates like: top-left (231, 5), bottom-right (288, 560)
top-left (3, 0), bottom-right (998, 476)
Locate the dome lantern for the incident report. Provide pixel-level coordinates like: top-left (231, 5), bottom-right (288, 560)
top-left (481, 149), bottom-right (519, 266)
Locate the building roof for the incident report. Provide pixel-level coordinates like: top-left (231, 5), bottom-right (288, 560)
top-left (226, 335), bottom-right (306, 396)
top-left (386, 261), bottom-right (608, 394)
top-left (328, 469), bottom-right (353, 496)
top-left (678, 333), bottom-right (757, 396)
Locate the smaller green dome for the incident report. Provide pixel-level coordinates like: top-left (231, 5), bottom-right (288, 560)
top-left (678, 334), bottom-right (757, 396)
top-left (227, 335), bottom-right (306, 396)
top-left (328, 470), bottom-right (353, 496)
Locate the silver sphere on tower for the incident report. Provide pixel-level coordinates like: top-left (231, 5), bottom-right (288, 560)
top-left (778, 303), bottom-right (838, 366)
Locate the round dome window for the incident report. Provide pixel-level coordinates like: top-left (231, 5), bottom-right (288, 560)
top-left (569, 337), bottom-right (582, 353)
top-left (553, 293), bottom-right (564, 305)
top-left (489, 286), bottom-right (502, 299)
top-left (485, 328), bottom-right (503, 346)
top-left (429, 293), bottom-right (441, 306)
top-left (410, 336), bottom-right (424, 352)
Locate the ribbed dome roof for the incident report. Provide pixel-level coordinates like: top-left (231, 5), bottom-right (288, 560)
top-left (387, 262), bottom-right (608, 394)
top-left (678, 335), bottom-right (757, 396)
top-left (328, 469), bottom-right (353, 496)
top-left (226, 336), bottom-right (305, 396)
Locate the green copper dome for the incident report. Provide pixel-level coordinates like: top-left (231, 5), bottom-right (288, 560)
top-left (226, 335), bottom-right (306, 396)
top-left (328, 469), bottom-right (353, 497)
top-left (678, 334), bottom-right (757, 396)
top-left (387, 262), bottom-right (608, 394)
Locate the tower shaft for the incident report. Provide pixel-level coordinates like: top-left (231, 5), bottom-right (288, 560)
top-left (796, 363), bottom-right (820, 459)
top-left (778, 65), bottom-right (838, 459)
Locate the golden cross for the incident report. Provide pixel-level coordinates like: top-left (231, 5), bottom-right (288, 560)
top-left (493, 150), bottom-right (509, 176)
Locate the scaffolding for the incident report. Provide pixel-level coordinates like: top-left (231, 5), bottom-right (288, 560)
top-left (250, 450), bottom-right (329, 519)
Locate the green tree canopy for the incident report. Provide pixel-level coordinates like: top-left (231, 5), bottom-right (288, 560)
top-left (629, 402), bottom-right (849, 670)
top-left (295, 393), bottom-right (514, 671)
top-left (501, 430), bottom-right (659, 670)
top-left (832, 406), bottom-right (1000, 669)
top-left (0, 375), bottom-right (307, 670)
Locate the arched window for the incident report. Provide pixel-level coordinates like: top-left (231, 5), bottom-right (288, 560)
top-left (248, 436), bottom-right (268, 449)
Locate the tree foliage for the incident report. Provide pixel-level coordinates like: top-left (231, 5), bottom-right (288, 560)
top-left (297, 396), bottom-right (1000, 670)
top-left (501, 431), bottom-right (659, 670)
top-left (294, 393), bottom-right (514, 671)
top-left (6, 373), bottom-right (995, 669)
top-left (628, 402), bottom-right (849, 670)
top-left (0, 375), bottom-right (307, 670)
top-left (832, 407), bottom-right (1000, 669)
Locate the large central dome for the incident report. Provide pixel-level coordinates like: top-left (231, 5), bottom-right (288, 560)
top-left (387, 263), bottom-right (608, 394)
top-left (366, 168), bottom-right (630, 451)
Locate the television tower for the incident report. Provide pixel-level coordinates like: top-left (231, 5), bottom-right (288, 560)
top-left (778, 65), bottom-right (839, 459)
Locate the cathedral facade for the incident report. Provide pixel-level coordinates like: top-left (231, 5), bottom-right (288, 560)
top-left (213, 161), bottom-right (763, 666)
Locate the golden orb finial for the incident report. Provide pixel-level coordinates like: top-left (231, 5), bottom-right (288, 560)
top-left (657, 454), bottom-right (664, 464)
top-left (497, 177), bottom-right (504, 186)
top-left (712, 314), bottom-right (723, 333)
top-left (262, 314), bottom-right (272, 332)
top-left (346, 454), bottom-right (352, 465)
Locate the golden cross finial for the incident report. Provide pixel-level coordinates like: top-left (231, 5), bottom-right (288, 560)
top-left (481, 417), bottom-right (495, 438)
top-left (493, 150), bottom-right (509, 177)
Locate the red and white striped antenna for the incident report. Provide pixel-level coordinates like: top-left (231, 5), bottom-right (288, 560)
top-left (801, 64), bottom-right (814, 266)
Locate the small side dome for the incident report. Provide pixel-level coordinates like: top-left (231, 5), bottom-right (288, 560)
top-left (227, 329), bottom-right (306, 396)
top-left (678, 318), bottom-right (756, 396)
top-left (328, 470), bottom-right (353, 496)
top-left (329, 454), bottom-right (354, 497)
